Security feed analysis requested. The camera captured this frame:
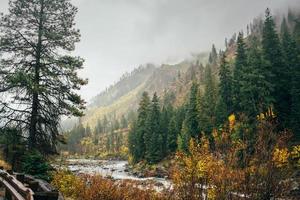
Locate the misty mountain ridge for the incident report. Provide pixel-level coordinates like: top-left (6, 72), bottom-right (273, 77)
top-left (79, 52), bottom-right (208, 129)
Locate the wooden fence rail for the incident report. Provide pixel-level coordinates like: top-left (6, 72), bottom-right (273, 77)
top-left (0, 167), bottom-right (61, 200)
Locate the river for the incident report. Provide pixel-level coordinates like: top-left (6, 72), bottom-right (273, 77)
top-left (64, 159), bottom-right (172, 191)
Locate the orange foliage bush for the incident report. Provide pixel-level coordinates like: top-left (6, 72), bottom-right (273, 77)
top-left (52, 170), bottom-right (171, 200)
top-left (51, 170), bottom-right (85, 199)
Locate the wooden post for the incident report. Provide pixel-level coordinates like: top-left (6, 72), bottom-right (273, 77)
top-left (4, 188), bottom-right (12, 200)
top-left (33, 191), bottom-right (59, 200)
top-left (28, 181), bottom-right (39, 192)
top-left (16, 174), bottom-right (25, 183)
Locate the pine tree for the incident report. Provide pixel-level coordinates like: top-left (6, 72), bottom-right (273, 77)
top-left (85, 125), bottom-right (92, 137)
top-left (233, 32), bottom-right (247, 113)
top-left (135, 92), bottom-right (150, 161)
top-left (294, 20), bottom-right (300, 45)
top-left (95, 119), bottom-right (103, 135)
top-left (113, 119), bottom-right (120, 130)
top-left (199, 65), bottom-right (217, 135)
top-left (185, 81), bottom-right (200, 138)
top-left (128, 120), bottom-right (138, 163)
top-left (106, 131), bottom-right (113, 152)
top-left (279, 17), bottom-right (296, 126)
top-left (102, 115), bottom-right (109, 133)
top-left (237, 35), bottom-right (274, 121)
top-left (177, 119), bottom-right (190, 153)
top-left (167, 116), bottom-right (178, 153)
top-left (145, 93), bottom-right (162, 163)
top-left (115, 132), bottom-right (123, 152)
top-left (285, 20), bottom-right (300, 141)
top-left (262, 8), bottom-right (288, 127)
top-left (0, 0), bottom-right (87, 154)
top-left (121, 115), bottom-right (128, 129)
top-left (287, 9), bottom-right (295, 26)
top-left (208, 44), bottom-right (218, 65)
top-left (160, 105), bottom-right (172, 156)
top-left (216, 54), bottom-right (233, 124)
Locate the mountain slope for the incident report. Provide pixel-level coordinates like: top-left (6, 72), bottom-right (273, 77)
top-left (81, 54), bottom-right (208, 129)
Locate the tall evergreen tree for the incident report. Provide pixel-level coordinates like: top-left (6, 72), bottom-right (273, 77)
top-left (121, 115), bottom-right (128, 129)
top-left (281, 19), bottom-right (300, 141)
top-left (0, 0), bottom-right (87, 154)
top-left (199, 65), bottom-right (218, 135)
top-left (185, 81), bottom-right (200, 138)
top-left (102, 115), bottom-right (109, 133)
top-left (145, 93), bottom-right (162, 163)
top-left (240, 36), bottom-right (274, 119)
top-left (135, 92), bottom-right (150, 161)
top-left (233, 32), bottom-right (247, 113)
top-left (208, 44), bottom-right (218, 65)
top-left (216, 54), bottom-right (233, 124)
top-left (177, 119), bottom-right (190, 153)
top-left (161, 105), bottom-right (172, 156)
top-left (262, 8), bottom-right (288, 127)
top-left (128, 120), bottom-right (138, 163)
top-left (95, 119), bottom-right (103, 135)
top-left (167, 116), bottom-right (178, 153)
top-left (281, 18), bottom-right (299, 129)
top-left (85, 125), bottom-right (92, 137)
top-left (294, 20), bottom-right (300, 45)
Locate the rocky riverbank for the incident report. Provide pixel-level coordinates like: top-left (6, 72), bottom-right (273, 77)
top-left (54, 159), bottom-right (172, 192)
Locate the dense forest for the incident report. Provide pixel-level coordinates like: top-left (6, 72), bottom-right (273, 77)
top-left (128, 8), bottom-right (300, 164)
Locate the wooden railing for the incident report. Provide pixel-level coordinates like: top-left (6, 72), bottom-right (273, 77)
top-left (0, 167), bottom-right (61, 200)
top-left (0, 168), bottom-right (34, 200)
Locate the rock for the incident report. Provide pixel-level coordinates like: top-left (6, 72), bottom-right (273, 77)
top-left (154, 182), bottom-right (164, 187)
top-left (155, 167), bottom-right (168, 178)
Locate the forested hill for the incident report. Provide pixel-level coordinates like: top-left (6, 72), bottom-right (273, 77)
top-left (89, 64), bottom-right (156, 108)
top-left (80, 53), bottom-right (208, 129)
top-left (61, 52), bottom-right (208, 155)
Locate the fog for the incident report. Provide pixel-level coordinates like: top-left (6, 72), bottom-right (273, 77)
top-left (0, 0), bottom-right (299, 101)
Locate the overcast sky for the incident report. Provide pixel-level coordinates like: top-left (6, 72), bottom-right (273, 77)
top-left (0, 0), bottom-right (299, 101)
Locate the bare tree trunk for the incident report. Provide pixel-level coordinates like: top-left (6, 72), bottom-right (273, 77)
top-left (29, 0), bottom-right (44, 150)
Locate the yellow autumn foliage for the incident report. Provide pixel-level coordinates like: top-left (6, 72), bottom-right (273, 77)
top-left (228, 114), bottom-right (236, 131)
top-left (272, 148), bottom-right (289, 168)
top-left (257, 106), bottom-right (276, 121)
top-left (51, 170), bottom-right (84, 199)
top-left (207, 187), bottom-right (216, 200)
top-left (0, 159), bottom-right (11, 170)
top-left (291, 145), bottom-right (300, 167)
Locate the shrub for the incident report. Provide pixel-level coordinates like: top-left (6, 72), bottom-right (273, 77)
top-left (51, 170), bottom-right (84, 199)
top-left (21, 150), bottom-right (52, 180)
top-left (0, 159), bottom-right (11, 170)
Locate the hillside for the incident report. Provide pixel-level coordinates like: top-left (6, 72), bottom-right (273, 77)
top-left (81, 53), bottom-right (208, 129)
